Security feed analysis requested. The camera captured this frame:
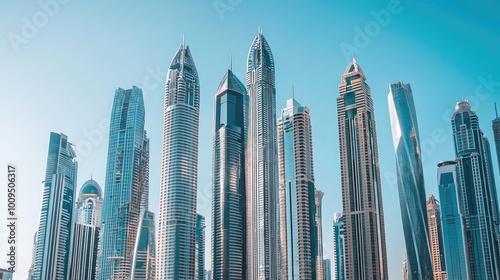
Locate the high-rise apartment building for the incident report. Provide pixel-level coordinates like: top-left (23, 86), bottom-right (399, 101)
top-left (388, 81), bottom-right (433, 280)
top-left (97, 87), bottom-right (149, 280)
top-left (157, 40), bottom-right (200, 279)
top-left (32, 132), bottom-right (77, 280)
top-left (426, 194), bottom-right (446, 280)
top-left (437, 161), bottom-right (468, 279)
top-left (315, 189), bottom-right (324, 280)
top-left (450, 100), bottom-right (500, 279)
top-left (211, 69), bottom-right (248, 279)
top-left (195, 214), bottom-right (205, 280)
top-left (336, 57), bottom-right (388, 279)
top-left (246, 30), bottom-right (279, 280)
top-left (333, 213), bottom-right (345, 280)
top-left (278, 98), bottom-right (318, 279)
top-left (67, 179), bottom-right (103, 280)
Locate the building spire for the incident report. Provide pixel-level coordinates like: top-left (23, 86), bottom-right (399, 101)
top-left (182, 33), bottom-right (185, 49)
top-left (292, 85), bottom-right (295, 100)
top-left (495, 102), bottom-right (498, 118)
top-left (230, 54), bottom-right (232, 72)
top-left (258, 25), bottom-right (262, 34)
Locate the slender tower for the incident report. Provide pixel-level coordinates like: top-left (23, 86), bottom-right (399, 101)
top-left (278, 97), bottom-right (318, 279)
top-left (157, 40), bottom-right (200, 279)
top-left (451, 100), bottom-right (500, 279)
top-left (314, 189), bottom-right (324, 280)
top-left (493, 103), bottom-right (500, 175)
top-left (211, 69), bottom-right (248, 279)
top-left (67, 179), bottom-right (103, 280)
top-left (336, 57), bottom-right (388, 279)
top-left (387, 81), bottom-right (433, 280)
top-left (245, 29), bottom-right (279, 280)
top-left (33, 132), bottom-right (77, 280)
top-left (97, 87), bottom-right (148, 280)
top-left (195, 214), bottom-right (206, 280)
top-left (333, 213), bottom-right (345, 280)
top-left (426, 194), bottom-right (447, 280)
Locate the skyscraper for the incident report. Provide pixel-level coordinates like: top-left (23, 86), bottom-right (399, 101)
top-left (32, 132), bottom-right (77, 280)
top-left (426, 194), bottom-right (446, 280)
top-left (245, 29), bottom-right (279, 280)
top-left (132, 211), bottom-right (156, 280)
top-left (336, 57), bottom-right (388, 279)
top-left (387, 81), bottom-right (433, 280)
top-left (315, 189), bottom-right (324, 280)
top-left (333, 213), bottom-right (345, 280)
top-left (157, 40), bottom-right (200, 279)
top-left (437, 161), bottom-right (468, 279)
top-left (278, 97), bottom-right (318, 279)
top-left (493, 103), bottom-right (500, 175)
top-left (211, 69), bottom-right (247, 279)
top-left (195, 214), bottom-right (205, 280)
top-left (451, 100), bottom-right (500, 279)
top-left (67, 179), bottom-right (103, 280)
top-left (322, 259), bottom-right (332, 280)
top-left (131, 137), bottom-right (155, 280)
top-left (97, 87), bottom-right (149, 280)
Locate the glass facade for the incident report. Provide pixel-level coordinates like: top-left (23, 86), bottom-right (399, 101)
top-left (493, 107), bottom-right (500, 176)
top-left (245, 31), bottom-right (279, 280)
top-left (195, 214), bottom-right (205, 280)
top-left (278, 98), bottom-right (318, 279)
top-left (437, 161), bottom-right (468, 279)
top-left (336, 58), bottom-right (388, 279)
top-left (211, 69), bottom-right (247, 279)
top-left (67, 179), bottom-right (103, 280)
top-left (132, 210), bottom-right (155, 280)
top-left (97, 87), bottom-right (149, 279)
top-left (157, 42), bottom-right (200, 279)
top-left (387, 82), bottom-right (433, 280)
top-left (451, 100), bottom-right (500, 279)
top-left (333, 213), bottom-right (345, 280)
top-left (32, 132), bottom-right (77, 280)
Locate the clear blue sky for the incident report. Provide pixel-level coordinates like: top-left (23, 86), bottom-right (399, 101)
top-left (1, 1), bottom-right (499, 279)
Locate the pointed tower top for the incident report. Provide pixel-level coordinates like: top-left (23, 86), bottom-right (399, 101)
top-left (495, 102), bottom-right (498, 118)
top-left (292, 85), bottom-right (295, 100)
top-left (258, 25), bottom-right (262, 34)
top-left (352, 53), bottom-right (357, 64)
top-left (182, 33), bottom-right (186, 48)
top-left (230, 54), bottom-right (233, 72)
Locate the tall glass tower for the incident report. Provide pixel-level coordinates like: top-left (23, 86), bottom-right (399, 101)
top-left (426, 194), bottom-right (446, 280)
top-left (336, 57), bottom-right (388, 280)
top-left (493, 103), bottom-right (500, 175)
top-left (33, 132), bottom-right (77, 280)
top-left (195, 214), bottom-right (205, 280)
top-left (97, 87), bottom-right (149, 280)
top-left (67, 179), bottom-right (103, 280)
top-left (245, 30), bottom-right (279, 280)
top-left (211, 69), bottom-right (247, 279)
top-left (387, 81), bottom-right (433, 280)
top-left (157, 41), bottom-right (200, 279)
top-left (451, 100), bottom-right (500, 279)
top-left (437, 161), bottom-right (468, 279)
top-left (278, 98), bottom-right (318, 279)
top-left (333, 213), bottom-right (345, 280)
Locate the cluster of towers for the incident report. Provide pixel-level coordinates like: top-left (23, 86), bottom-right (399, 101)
top-left (26, 29), bottom-right (500, 280)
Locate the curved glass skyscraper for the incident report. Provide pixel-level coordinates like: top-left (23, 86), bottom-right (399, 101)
top-left (245, 30), bottom-right (279, 280)
top-left (211, 69), bottom-right (248, 279)
top-left (387, 81), bottom-right (433, 280)
top-left (97, 87), bottom-right (149, 280)
top-left (157, 41), bottom-right (200, 279)
top-left (336, 57), bottom-right (388, 280)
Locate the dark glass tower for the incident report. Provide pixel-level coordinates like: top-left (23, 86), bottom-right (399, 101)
top-left (451, 100), bottom-right (500, 279)
top-left (97, 87), bottom-right (149, 279)
top-left (333, 213), bottom-right (345, 280)
top-left (387, 81), bottom-right (433, 280)
top-left (336, 57), bottom-right (388, 280)
top-left (211, 69), bottom-right (247, 279)
top-left (33, 132), bottom-right (77, 280)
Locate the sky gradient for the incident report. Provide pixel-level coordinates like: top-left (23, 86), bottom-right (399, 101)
top-left (1, 1), bottom-right (500, 279)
